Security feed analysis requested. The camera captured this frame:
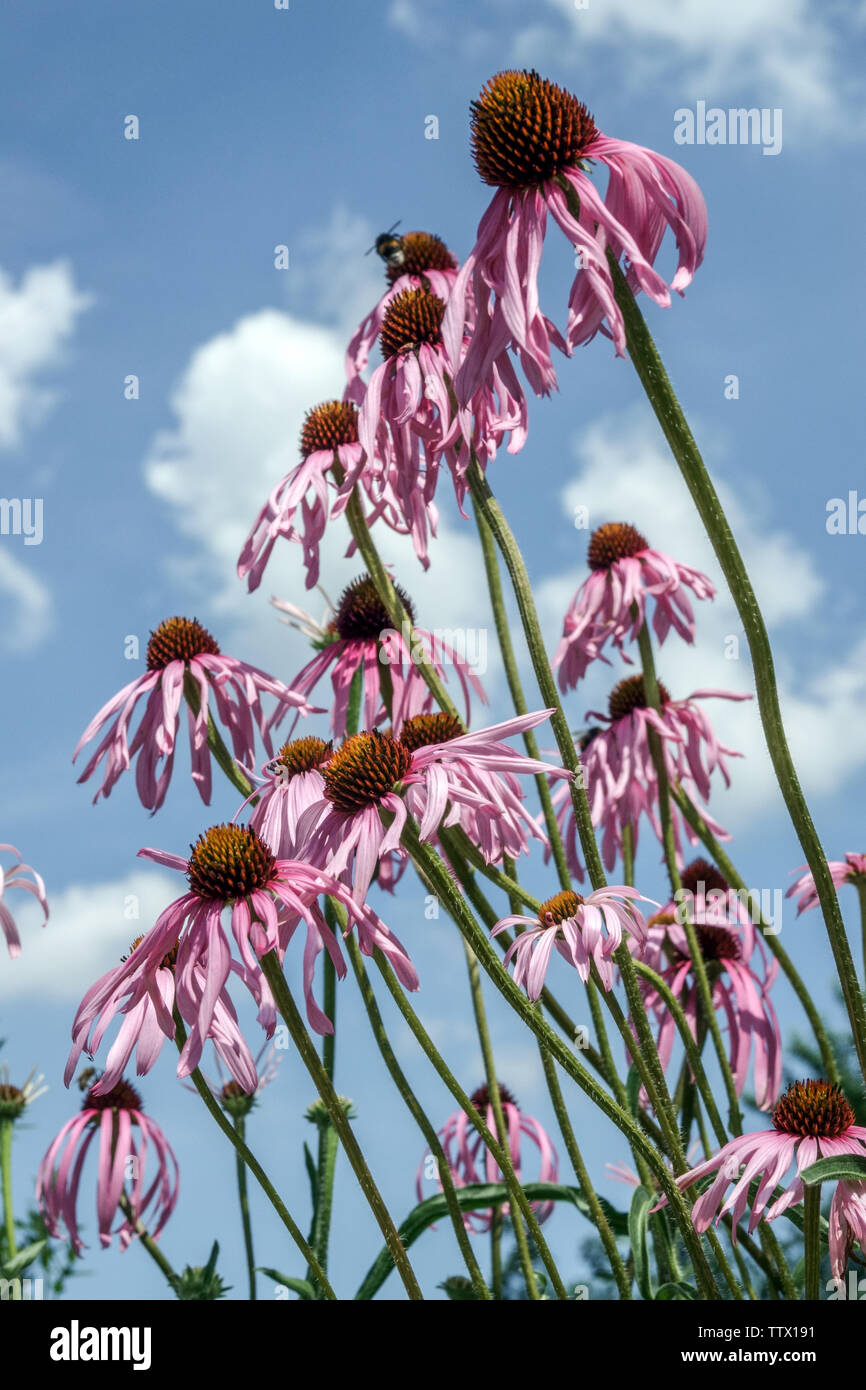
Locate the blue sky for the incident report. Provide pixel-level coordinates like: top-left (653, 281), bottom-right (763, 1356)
top-left (2, 0), bottom-right (866, 1300)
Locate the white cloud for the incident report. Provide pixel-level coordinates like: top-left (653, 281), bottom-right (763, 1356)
top-left (535, 410), bottom-right (865, 825)
top-left (142, 294), bottom-right (498, 699)
top-left (0, 550), bottom-right (54, 651)
top-left (0, 870), bottom-right (177, 1002)
top-left (0, 260), bottom-right (92, 450)
top-left (501, 0), bottom-right (862, 139)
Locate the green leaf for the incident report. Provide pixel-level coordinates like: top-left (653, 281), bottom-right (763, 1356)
top-left (655, 1281), bottom-right (699, 1300)
top-left (801, 1154), bottom-right (866, 1186)
top-left (628, 1186), bottom-right (654, 1301)
top-left (1, 1239), bottom-right (47, 1277)
top-left (303, 1141), bottom-right (318, 1233)
top-left (346, 663), bottom-right (364, 738)
top-left (354, 1181), bottom-right (626, 1300)
top-left (439, 1276), bottom-right (480, 1301)
top-left (257, 1268), bottom-right (317, 1300)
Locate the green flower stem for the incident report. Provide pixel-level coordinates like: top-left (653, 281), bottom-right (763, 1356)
top-left (117, 1193), bottom-right (179, 1286)
top-left (343, 931), bottom-right (491, 1300)
top-left (759, 1223), bottom-right (799, 1301)
top-left (370, 947), bottom-right (571, 1299)
top-left (632, 960), bottom-right (727, 1148)
top-left (0, 1118), bottom-right (17, 1260)
top-left (636, 620), bottom-right (743, 1135)
top-left (461, 939), bottom-right (546, 1301)
top-left (857, 882), bottom-right (866, 990)
top-left (233, 1114), bottom-right (257, 1301)
top-left (307, 1122), bottom-right (338, 1293)
top-left (472, 496), bottom-right (572, 891)
top-left (622, 823), bottom-right (635, 887)
top-left (490, 1212), bottom-right (503, 1298)
top-left (537, 1039), bottom-right (631, 1298)
top-left (258, 951), bottom-right (424, 1300)
top-left (706, 1227), bottom-right (746, 1299)
top-left (182, 671), bottom-right (255, 800)
top-left (607, 249), bottom-right (866, 1083)
top-left (803, 1183), bottom-right (822, 1301)
top-left (465, 456), bottom-right (607, 888)
top-left (172, 1012), bottom-right (336, 1300)
top-left (341, 483), bottom-right (462, 723)
top-left (399, 820), bottom-right (721, 1296)
top-left (670, 783), bottom-right (842, 1086)
top-left (731, 1239), bottom-right (760, 1301)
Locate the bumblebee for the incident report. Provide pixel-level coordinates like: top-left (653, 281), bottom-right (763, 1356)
top-left (76, 1066), bottom-right (98, 1092)
top-left (366, 221), bottom-right (405, 269)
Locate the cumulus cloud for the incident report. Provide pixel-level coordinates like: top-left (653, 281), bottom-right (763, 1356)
top-left (535, 410), bottom-right (863, 826)
top-left (0, 260), bottom-right (92, 450)
top-left (0, 870), bottom-right (177, 1002)
top-left (0, 549), bottom-right (54, 651)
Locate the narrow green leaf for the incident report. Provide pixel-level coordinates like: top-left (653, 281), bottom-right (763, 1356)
top-left (655, 1281), bottom-right (699, 1300)
top-left (1, 1239), bottom-right (47, 1277)
top-left (801, 1154), bottom-right (866, 1186)
top-left (628, 1185), bottom-right (654, 1301)
top-left (257, 1267), bottom-right (316, 1300)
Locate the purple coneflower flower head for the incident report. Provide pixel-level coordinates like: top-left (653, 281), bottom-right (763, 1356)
top-left (298, 711), bottom-right (569, 907)
top-left (553, 522), bottom-right (715, 691)
top-left (244, 735), bottom-right (334, 859)
top-left (658, 857), bottom-right (762, 960)
top-left (280, 574), bottom-right (486, 738)
top-left (237, 400), bottom-right (401, 592)
top-left (638, 905), bottom-right (782, 1112)
top-left (37, 1078), bottom-right (179, 1254)
top-left (494, 885), bottom-right (651, 997)
top-left (396, 710), bottom-right (567, 865)
top-left (787, 852), bottom-right (866, 915)
top-left (669, 1079), bottom-right (866, 1280)
top-left (445, 70), bottom-right (707, 401)
top-left (0, 842), bottom-right (48, 959)
top-left (73, 617), bottom-right (314, 812)
top-left (358, 283), bottom-right (528, 539)
top-left (64, 931), bottom-right (265, 1098)
top-left (416, 1081), bottom-right (558, 1232)
top-left (556, 676), bottom-right (749, 873)
top-left (346, 231), bottom-right (459, 403)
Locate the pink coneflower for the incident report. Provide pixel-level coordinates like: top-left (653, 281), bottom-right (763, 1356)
top-left (553, 523), bottom-right (715, 690)
top-left (416, 1082), bottom-right (559, 1232)
top-left (64, 934), bottom-right (266, 1098)
top-left (555, 676), bottom-right (749, 873)
top-left (638, 905), bottom-right (782, 1111)
top-left (73, 617), bottom-right (314, 812)
top-left (787, 852), bottom-right (866, 915)
top-left (669, 1080), bottom-right (866, 1279)
top-left (0, 842), bottom-right (48, 959)
top-left (244, 735), bottom-right (334, 858)
top-left (37, 1079), bottom-right (179, 1254)
top-left (346, 231), bottom-right (459, 404)
top-left (658, 857), bottom-right (762, 959)
top-left (278, 574), bottom-right (486, 738)
top-left (444, 70), bottom-right (706, 401)
top-left (237, 400), bottom-right (402, 592)
top-left (358, 281), bottom-right (528, 531)
top-left (298, 711), bottom-right (570, 908)
top-left (493, 885), bottom-right (651, 997)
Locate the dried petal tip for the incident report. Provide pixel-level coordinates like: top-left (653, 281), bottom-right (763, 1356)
top-left (470, 1081), bottom-right (518, 1111)
top-left (323, 731), bottom-right (412, 812)
top-left (771, 1079), bottom-right (855, 1138)
top-left (146, 617), bottom-right (220, 670)
top-left (399, 712), bottom-right (464, 752)
top-left (539, 888), bottom-right (584, 926)
top-left (470, 70), bottom-right (598, 190)
top-left (380, 288), bottom-right (445, 359)
top-left (334, 574), bottom-right (415, 642)
top-left (386, 231), bottom-right (457, 286)
top-left (608, 674), bottom-right (670, 722)
top-left (187, 824), bottom-right (276, 900)
top-left (587, 523), bottom-right (649, 572)
top-left (84, 1079), bottom-right (142, 1113)
top-left (300, 400), bottom-right (359, 457)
